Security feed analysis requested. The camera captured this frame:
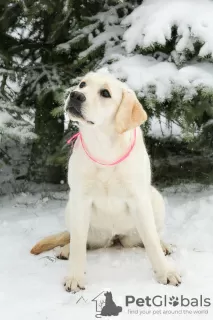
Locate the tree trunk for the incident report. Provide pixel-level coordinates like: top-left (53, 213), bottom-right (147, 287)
top-left (28, 91), bottom-right (64, 183)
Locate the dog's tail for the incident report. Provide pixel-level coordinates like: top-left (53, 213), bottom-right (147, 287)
top-left (30, 231), bottom-right (70, 255)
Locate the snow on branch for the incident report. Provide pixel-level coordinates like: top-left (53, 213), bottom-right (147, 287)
top-left (122, 0), bottom-right (213, 57)
top-left (78, 2), bottom-right (129, 59)
top-left (108, 54), bottom-right (213, 103)
top-left (0, 101), bottom-right (36, 142)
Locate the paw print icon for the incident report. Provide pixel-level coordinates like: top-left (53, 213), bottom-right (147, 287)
top-left (169, 296), bottom-right (179, 307)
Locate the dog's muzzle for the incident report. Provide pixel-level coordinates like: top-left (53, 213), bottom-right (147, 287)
top-left (66, 91), bottom-right (86, 117)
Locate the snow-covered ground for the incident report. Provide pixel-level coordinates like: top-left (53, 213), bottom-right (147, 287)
top-left (0, 185), bottom-right (213, 320)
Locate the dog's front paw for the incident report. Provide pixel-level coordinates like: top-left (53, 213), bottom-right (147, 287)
top-left (64, 275), bottom-right (85, 293)
top-left (156, 269), bottom-right (181, 286)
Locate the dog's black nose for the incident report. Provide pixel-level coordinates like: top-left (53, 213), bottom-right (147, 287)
top-left (70, 91), bottom-right (86, 103)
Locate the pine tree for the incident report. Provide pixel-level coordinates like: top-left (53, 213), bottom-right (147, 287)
top-left (103, 0), bottom-right (213, 146)
top-left (0, 1), bottom-right (35, 140)
top-left (0, 0), bottom-right (106, 183)
top-left (0, 1), bottom-right (36, 189)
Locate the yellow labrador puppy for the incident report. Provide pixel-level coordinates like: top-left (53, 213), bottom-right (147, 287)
top-left (31, 72), bottom-right (181, 292)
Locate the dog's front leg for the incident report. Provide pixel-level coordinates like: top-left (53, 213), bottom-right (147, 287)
top-left (64, 197), bottom-right (91, 293)
top-left (130, 191), bottom-right (181, 286)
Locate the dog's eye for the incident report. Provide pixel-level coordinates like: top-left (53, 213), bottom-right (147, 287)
top-left (100, 89), bottom-right (111, 98)
top-left (79, 81), bottom-right (86, 88)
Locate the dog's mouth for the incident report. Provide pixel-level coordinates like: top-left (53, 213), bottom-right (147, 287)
top-left (68, 106), bottom-right (94, 125)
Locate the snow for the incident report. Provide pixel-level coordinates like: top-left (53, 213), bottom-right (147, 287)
top-left (203, 119), bottom-right (213, 128)
top-left (55, 0), bottom-right (213, 142)
top-left (0, 111), bottom-right (12, 127)
top-left (56, 35), bottom-right (85, 52)
top-left (106, 55), bottom-right (213, 107)
top-left (122, 0), bottom-right (213, 57)
top-left (79, 25), bottom-right (124, 59)
top-left (88, 0), bottom-right (213, 124)
top-left (150, 116), bottom-right (182, 139)
top-left (0, 103), bottom-right (36, 141)
top-left (77, 3), bottom-right (128, 59)
top-left (5, 126), bottom-right (37, 141)
top-left (87, 0), bottom-right (213, 141)
top-left (9, 26), bottom-right (32, 40)
top-left (1, 185), bottom-right (213, 319)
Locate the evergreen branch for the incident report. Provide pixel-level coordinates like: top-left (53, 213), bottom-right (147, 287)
top-left (0, 146), bottom-right (11, 160)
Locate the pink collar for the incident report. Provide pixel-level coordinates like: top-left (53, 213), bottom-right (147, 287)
top-left (67, 129), bottom-right (137, 166)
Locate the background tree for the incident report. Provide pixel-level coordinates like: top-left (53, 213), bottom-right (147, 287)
top-left (0, 1), bottom-right (36, 191)
top-left (0, 0), bottom-right (107, 184)
top-left (1, 0), bottom-right (213, 193)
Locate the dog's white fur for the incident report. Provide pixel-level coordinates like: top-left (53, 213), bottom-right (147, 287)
top-left (61, 72), bottom-right (181, 292)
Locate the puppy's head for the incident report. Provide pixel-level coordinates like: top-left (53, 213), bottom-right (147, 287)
top-left (65, 72), bottom-right (147, 133)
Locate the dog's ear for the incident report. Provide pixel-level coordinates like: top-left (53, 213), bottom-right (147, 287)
top-left (115, 89), bottom-right (147, 134)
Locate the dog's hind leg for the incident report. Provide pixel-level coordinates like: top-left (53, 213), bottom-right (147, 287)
top-left (120, 187), bottom-right (165, 248)
top-left (119, 230), bottom-right (143, 248)
top-left (56, 243), bottom-right (70, 260)
top-left (120, 187), bottom-right (172, 255)
top-left (160, 240), bottom-right (172, 256)
top-left (120, 233), bottom-right (172, 255)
